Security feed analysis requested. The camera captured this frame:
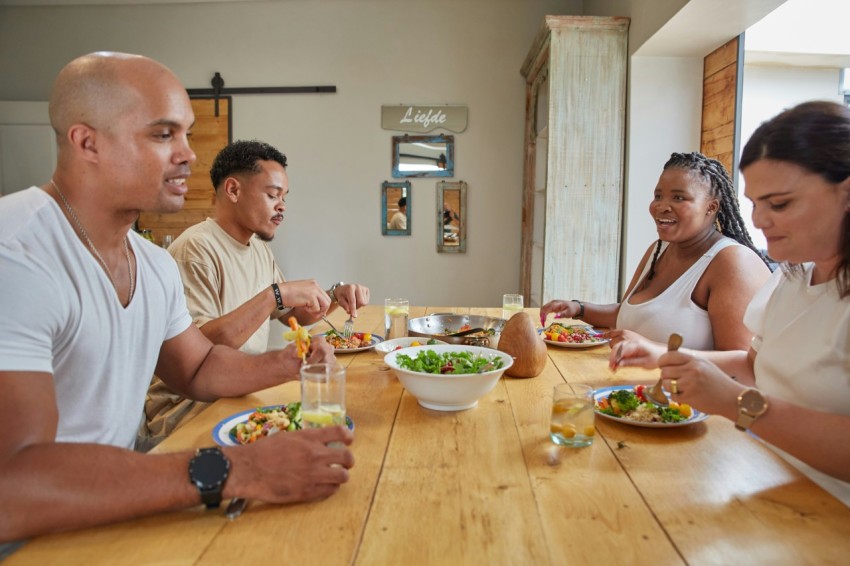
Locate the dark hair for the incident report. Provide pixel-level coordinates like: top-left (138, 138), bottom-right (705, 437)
top-left (397, 197), bottom-right (407, 207)
top-left (741, 101), bottom-right (850, 297)
top-left (646, 151), bottom-right (766, 280)
top-left (210, 140), bottom-right (288, 190)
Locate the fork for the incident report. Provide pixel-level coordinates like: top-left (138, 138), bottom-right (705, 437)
top-left (646, 333), bottom-right (683, 406)
top-left (343, 313), bottom-right (354, 339)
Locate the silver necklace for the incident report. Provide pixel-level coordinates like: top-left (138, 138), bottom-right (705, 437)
top-left (50, 179), bottom-right (135, 303)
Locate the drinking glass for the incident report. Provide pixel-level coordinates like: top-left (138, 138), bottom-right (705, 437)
top-left (161, 234), bottom-right (173, 249)
top-left (550, 383), bottom-right (595, 447)
top-left (502, 293), bottom-right (524, 320)
top-left (300, 363), bottom-right (346, 429)
top-left (385, 298), bottom-right (409, 340)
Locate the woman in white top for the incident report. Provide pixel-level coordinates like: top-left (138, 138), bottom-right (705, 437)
top-left (541, 152), bottom-right (771, 350)
top-left (613, 101), bottom-right (850, 505)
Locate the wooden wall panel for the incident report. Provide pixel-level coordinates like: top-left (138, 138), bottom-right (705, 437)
top-left (701, 37), bottom-right (741, 177)
top-left (137, 97), bottom-right (231, 245)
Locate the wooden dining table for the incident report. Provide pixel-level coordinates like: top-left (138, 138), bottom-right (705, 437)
top-left (8, 306), bottom-right (850, 565)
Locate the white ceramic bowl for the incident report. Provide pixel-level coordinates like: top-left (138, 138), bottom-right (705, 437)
top-left (384, 345), bottom-right (513, 411)
top-left (374, 336), bottom-right (448, 354)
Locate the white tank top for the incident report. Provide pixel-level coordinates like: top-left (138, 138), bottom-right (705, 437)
top-left (616, 238), bottom-right (738, 350)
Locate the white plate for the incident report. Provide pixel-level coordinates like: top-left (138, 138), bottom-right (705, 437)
top-left (538, 325), bottom-right (610, 349)
top-left (212, 404), bottom-right (354, 446)
top-left (313, 332), bottom-right (384, 354)
top-left (374, 337), bottom-right (448, 354)
top-left (593, 385), bottom-right (709, 428)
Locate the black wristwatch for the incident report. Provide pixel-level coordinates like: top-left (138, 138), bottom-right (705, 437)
top-left (188, 447), bottom-right (231, 509)
top-left (571, 299), bottom-right (585, 320)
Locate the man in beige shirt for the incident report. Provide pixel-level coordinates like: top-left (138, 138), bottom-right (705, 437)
top-left (143, 140), bottom-right (369, 447)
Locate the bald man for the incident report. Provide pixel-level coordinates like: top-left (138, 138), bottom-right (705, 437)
top-left (0, 52), bottom-right (353, 543)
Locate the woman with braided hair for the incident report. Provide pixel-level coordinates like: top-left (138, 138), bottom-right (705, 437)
top-left (541, 151), bottom-right (771, 351)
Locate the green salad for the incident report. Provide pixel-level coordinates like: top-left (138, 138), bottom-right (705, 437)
top-left (396, 350), bottom-right (504, 374)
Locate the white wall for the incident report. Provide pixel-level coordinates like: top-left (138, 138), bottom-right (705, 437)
top-left (0, 0), bottom-right (580, 338)
top-left (738, 63), bottom-right (844, 250)
top-left (0, 102), bottom-right (55, 196)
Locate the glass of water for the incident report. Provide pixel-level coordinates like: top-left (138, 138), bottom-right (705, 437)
top-left (502, 293), bottom-right (524, 319)
top-left (300, 363), bottom-right (346, 429)
top-left (384, 298), bottom-right (409, 340)
top-left (550, 383), bottom-right (595, 447)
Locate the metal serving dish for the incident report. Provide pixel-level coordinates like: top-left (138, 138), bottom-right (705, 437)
top-left (408, 314), bottom-right (506, 348)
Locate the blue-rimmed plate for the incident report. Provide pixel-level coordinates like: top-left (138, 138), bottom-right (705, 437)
top-left (212, 404), bottom-right (355, 446)
top-left (313, 332), bottom-right (384, 354)
top-left (593, 385), bottom-right (709, 428)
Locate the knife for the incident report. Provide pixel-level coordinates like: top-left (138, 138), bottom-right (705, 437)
top-left (225, 497), bottom-right (248, 520)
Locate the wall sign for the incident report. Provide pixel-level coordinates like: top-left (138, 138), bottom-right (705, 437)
top-left (381, 105), bottom-right (468, 133)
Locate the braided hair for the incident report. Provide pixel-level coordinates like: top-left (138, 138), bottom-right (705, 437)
top-left (646, 151), bottom-right (767, 280)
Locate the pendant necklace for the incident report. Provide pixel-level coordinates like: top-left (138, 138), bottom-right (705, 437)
top-left (50, 179), bottom-right (135, 303)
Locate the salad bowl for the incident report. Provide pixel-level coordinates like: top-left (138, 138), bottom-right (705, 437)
top-left (384, 345), bottom-right (513, 411)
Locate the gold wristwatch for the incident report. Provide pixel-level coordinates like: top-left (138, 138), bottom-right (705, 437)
top-left (735, 388), bottom-right (768, 431)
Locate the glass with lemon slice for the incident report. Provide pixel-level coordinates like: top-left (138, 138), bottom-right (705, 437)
top-left (550, 383), bottom-right (595, 447)
top-left (300, 363), bottom-right (346, 430)
top-left (502, 293), bottom-right (524, 320)
top-left (384, 298), bottom-right (410, 340)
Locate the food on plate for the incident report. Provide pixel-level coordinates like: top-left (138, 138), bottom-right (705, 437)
top-left (323, 329), bottom-right (373, 349)
top-left (230, 403), bottom-right (302, 444)
top-left (542, 323), bottom-right (605, 344)
top-left (497, 312), bottom-right (547, 378)
top-left (283, 316), bottom-right (311, 361)
top-left (595, 386), bottom-right (693, 423)
top-left (396, 350), bottom-right (505, 375)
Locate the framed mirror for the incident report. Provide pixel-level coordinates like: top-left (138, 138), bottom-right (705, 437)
top-left (382, 181), bottom-right (411, 236)
top-left (392, 134), bottom-right (454, 178)
top-left (437, 180), bottom-right (466, 253)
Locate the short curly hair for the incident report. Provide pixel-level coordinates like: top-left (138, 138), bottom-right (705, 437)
top-left (210, 140), bottom-right (288, 190)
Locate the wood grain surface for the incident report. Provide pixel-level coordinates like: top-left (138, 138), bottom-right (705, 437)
top-left (8, 306), bottom-right (850, 565)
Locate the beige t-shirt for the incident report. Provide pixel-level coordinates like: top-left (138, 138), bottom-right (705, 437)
top-left (142, 218), bottom-right (286, 448)
top-left (169, 218), bottom-right (286, 354)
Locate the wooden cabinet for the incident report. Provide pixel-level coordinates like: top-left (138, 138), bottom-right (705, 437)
top-left (519, 16), bottom-right (628, 306)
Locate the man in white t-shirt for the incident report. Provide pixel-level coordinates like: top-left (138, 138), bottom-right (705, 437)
top-left (0, 52), bottom-right (353, 544)
top-left (388, 196), bottom-right (407, 230)
top-left (143, 140), bottom-right (370, 444)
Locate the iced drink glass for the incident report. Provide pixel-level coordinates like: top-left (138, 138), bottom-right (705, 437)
top-left (550, 383), bottom-right (595, 447)
top-left (385, 298), bottom-right (409, 340)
